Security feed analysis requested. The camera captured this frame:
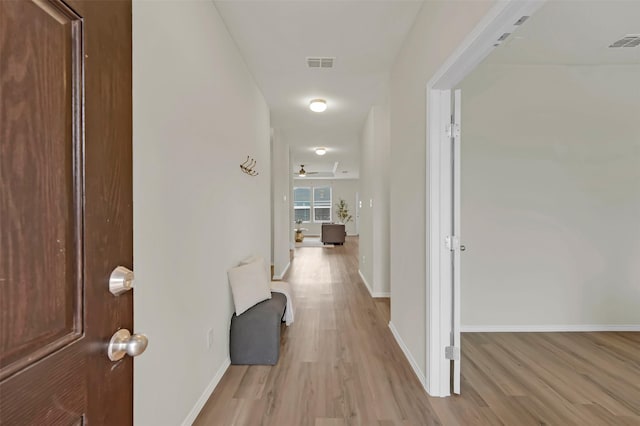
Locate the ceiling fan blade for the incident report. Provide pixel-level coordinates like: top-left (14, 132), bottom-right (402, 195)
top-left (293, 165), bottom-right (321, 176)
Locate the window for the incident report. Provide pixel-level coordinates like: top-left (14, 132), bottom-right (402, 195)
top-left (293, 187), bottom-right (311, 222)
top-left (293, 186), bottom-right (332, 223)
top-left (313, 186), bottom-right (332, 223)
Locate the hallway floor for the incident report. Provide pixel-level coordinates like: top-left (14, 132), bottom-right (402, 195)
top-left (194, 237), bottom-right (640, 425)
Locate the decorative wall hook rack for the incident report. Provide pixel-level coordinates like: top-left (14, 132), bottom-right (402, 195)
top-left (240, 156), bottom-right (259, 176)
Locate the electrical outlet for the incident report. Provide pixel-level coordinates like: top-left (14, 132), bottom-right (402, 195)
top-left (207, 328), bottom-right (214, 349)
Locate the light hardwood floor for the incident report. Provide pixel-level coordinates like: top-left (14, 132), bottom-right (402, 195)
top-left (195, 237), bottom-right (640, 425)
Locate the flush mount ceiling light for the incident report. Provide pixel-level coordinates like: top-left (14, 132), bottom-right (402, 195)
top-left (309, 99), bottom-right (327, 113)
top-left (315, 147), bottom-right (327, 156)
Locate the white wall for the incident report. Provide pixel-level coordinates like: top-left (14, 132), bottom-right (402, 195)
top-left (292, 178), bottom-right (359, 237)
top-left (271, 129), bottom-right (291, 279)
top-left (133, 2), bottom-right (270, 425)
top-left (389, 0), bottom-right (496, 383)
top-left (359, 102), bottom-right (391, 296)
top-left (459, 64), bottom-right (640, 328)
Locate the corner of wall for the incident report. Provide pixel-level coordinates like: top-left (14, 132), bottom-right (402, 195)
top-left (180, 357), bottom-right (231, 426)
top-left (273, 261), bottom-right (290, 281)
top-left (358, 269), bottom-right (373, 296)
top-left (388, 322), bottom-right (426, 390)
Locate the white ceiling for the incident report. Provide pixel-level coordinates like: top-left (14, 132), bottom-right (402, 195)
top-left (215, 1), bottom-right (640, 178)
top-left (486, 0), bottom-right (640, 66)
top-left (214, 1), bottom-right (424, 178)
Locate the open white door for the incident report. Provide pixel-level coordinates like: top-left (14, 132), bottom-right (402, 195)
top-left (452, 89), bottom-right (462, 394)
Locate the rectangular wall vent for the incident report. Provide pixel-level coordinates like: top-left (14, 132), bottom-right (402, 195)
top-left (306, 57), bottom-right (335, 68)
top-left (609, 34), bottom-right (640, 48)
top-left (497, 33), bottom-right (511, 42)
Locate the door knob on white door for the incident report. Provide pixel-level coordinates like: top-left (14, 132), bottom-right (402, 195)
top-left (108, 329), bottom-right (148, 361)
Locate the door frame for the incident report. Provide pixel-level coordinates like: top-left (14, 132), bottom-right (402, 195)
top-left (424, 0), bottom-right (545, 397)
top-left (355, 191), bottom-right (360, 235)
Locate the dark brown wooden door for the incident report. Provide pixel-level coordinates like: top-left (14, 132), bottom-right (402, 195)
top-left (1, 0), bottom-right (133, 424)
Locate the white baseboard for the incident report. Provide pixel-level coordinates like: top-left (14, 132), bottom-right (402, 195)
top-left (461, 325), bottom-right (640, 333)
top-left (358, 269), bottom-right (372, 295)
top-left (358, 270), bottom-right (390, 298)
top-left (273, 261), bottom-right (290, 280)
top-left (388, 321), bottom-right (426, 389)
top-left (181, 356), bottom-right (230, 426)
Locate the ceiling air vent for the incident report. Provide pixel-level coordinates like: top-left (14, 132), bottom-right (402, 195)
top-left (609, 35), bottom-right (640, 48)
top-left (514, 16), bottom-right (529, 26)
top-left (306, 57), bottom-right (335, 69)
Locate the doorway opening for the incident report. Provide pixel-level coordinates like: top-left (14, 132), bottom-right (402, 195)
top-left (425, 0), bottom-right (544, 397)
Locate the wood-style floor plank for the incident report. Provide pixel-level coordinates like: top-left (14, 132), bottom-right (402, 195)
top-left (194, 237), bottom-right (640, 425)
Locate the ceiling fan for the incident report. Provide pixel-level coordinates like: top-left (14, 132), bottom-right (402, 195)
top-left (294, 165), bottom-right (319, 177)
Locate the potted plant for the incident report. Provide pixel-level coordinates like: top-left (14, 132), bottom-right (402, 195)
top-left (335, 199), bottom-right (353, 224)
top-left (294, 219), bottom-right (306, 242)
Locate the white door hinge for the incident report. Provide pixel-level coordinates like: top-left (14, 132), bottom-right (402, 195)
top-left (445, 123), bottom-right (460, 139)
top-left (445, 346), bottom-right (460, 360)
top-left (445, 236), bottom-right (459, 251)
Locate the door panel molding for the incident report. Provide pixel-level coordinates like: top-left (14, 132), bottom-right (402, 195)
top-left (0, 0), bottom-right (84, 382)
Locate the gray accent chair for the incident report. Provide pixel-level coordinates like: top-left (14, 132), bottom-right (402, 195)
top-left (321, 223), bottom-right (345, 245)
top-left (230, 292), bottom-right (286, 365)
